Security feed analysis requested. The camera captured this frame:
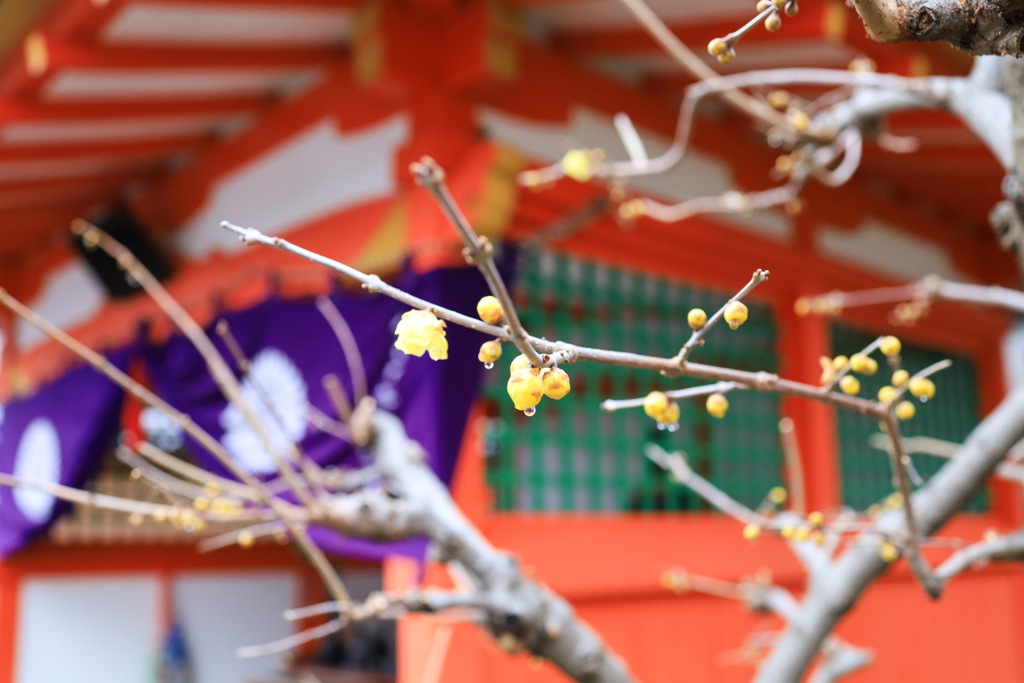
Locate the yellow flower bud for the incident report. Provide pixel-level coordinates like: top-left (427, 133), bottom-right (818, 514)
top-left (507, 368), bottom-right (544, 411)
top-left (892, 369), bottom-right (909, 387)
top-left (819, 356), bottom-right (836, 384)
top-left (394, 309), bottom-right (448, 360)
top-left (984, 528), bottom-right (1000, 543)
top-left (807, 511), bottom-right (825, 527)
top-left (717, 48), bottom-right (735, 64)
top-left (211, 497), bottom-right (242, 516)
top-left (877, 385), bottom-right (897, 403)
top-left (867, 503), bottom-right (882, 518)
top-left (787, 108), bottom-right (810, 132)
top-left (510, 354), bottom-right (531, 374)
top-left (542, 367), bottom-right (571, 400)
top-left (619, 199), bottom-right (646, 220)
top-left (850, 353), bottom-right (872, 374)
top-left (764, 11), bottom-right (781, 31)
top-left (476, 296), bottom-right (504, 325)
top-left (880, 542), bottom-right (899, 563)
top-left (192, 497), bottom-right (210, 512)
top-left (885, 492), bottom-right (904, 510)
top-left (644, 391), bottom-right (670, 420)
top-left (880, 335), bottom-right (901, 357)
top-left (707, 37), bottom-right (728, 56)
top-left (908, 377), bottom-right (936, 400)
top-left (662, 401), bottom-right (680, 425)
top-left (561, 149), bottom-right (596, 183)
top-left (687, 308), bottom-right (707, 330)
top-left (793, 526), bottom-right (811, 542)
top-left (780, 525), bottom-right (795, 539)
top-left (238, 530), bottom-right (256, 548)
top-left (153, 507), bottom-right (168, 524)
top-left (478, 340), bottom-right (502, 364)
top-left (896, 400), bottom-right (916, 420)
top-left (742, 524), bottom-right (761, 542)
top-left (203, 482), bottom-right (221, 499)
top-left (706, 392), bottom-right (729, 418)
top-left (793, 297), bottom-right (810, 317)
top-left (769, 486), bottom-right (788, 504)
top-left (831, 355), bottom-right (849, 371)
top-left (839, 375), bottom-right (860, 396)
top-left (723, 301), bottom-right (748, 330)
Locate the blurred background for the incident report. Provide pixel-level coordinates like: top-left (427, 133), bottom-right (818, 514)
top-left (0, 0), bottom-right (1019, 681)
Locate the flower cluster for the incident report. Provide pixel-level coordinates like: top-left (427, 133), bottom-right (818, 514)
top-left (506, 354), bottom-right (571, 414)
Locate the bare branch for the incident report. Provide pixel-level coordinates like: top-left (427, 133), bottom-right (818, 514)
top-left (315, 297), bottom-right (369, 402)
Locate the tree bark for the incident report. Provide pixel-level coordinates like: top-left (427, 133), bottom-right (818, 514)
top-left (754, 386), bottom-right (1024, 683)
top-left (849, 0), bottom-right (1024, 56)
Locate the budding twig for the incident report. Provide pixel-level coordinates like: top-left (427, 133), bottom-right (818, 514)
top-left (601, 381), bottom-right (739, 412)
top-left (410, 157), bottom-right (545, 369)
top-left (677, 270), bottom-right (769, 364)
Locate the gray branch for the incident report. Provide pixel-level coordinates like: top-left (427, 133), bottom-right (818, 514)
top-left (322, 410), bottom-right (636, 683)
top-left (935, 530), bottom-right (1024, 586)
top-left (848, 0), bottom-right (1024, 56)
top-left (755, 386), bottom-right (1024, 682)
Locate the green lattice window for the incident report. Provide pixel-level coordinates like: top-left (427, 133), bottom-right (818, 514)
top-left (833, 326), bottom-right (988, 511)
top-left (482, 251), bottom-right (784, 512)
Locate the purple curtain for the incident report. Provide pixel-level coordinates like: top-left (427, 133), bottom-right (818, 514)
top-left (144, 265), bottom-right (494, 561)
top-left (0, 264), bottom-right (499, 561)
top-left (0, 352), bottom-right (129, 555)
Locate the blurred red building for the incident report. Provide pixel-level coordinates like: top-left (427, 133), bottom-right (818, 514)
top-left (0, 0), bottom-right (1020, 681)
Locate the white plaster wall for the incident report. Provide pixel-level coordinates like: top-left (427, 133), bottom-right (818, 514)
top-left (817, 219), bottom-right (972, 282)
top-left (173, 571), bottom-right (297, 683)
top-left (16, 575), bottom-right (161, 683)
top-left (16, 259), bottom-right (108, 350)
top-left (477, 105), bottom-right (793, 242)
top-left (173, 114), bottom-right (410, 260)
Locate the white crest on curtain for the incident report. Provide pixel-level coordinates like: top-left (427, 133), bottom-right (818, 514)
top-left (14, 418), bottom-right (62, 523)
top-left (219, 347), bottom-right (309, 474)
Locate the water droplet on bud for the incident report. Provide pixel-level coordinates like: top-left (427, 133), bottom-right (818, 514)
top-left (485, 362), bottom-right (494, 369)
top-left (919, 396), bottom-right (928, 403)
top-left (524, 406), bottom-right (537, 417)
top-left (657, 422), bottom-right (666, 431)
top-left (667, 423), bottom-right (679, 432)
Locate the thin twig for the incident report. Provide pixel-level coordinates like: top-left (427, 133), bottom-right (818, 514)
top-left (315, 296), bottom-right (369, 402)
top-left (410, 158), bottom-right (545, 368)
top-left (778, 418), bottom-right (807, 516)
top-left (883, 414), bottom-right (942, 598)
top-left (237, 619), bottom-right (344, 659)
top-left (601, 381), bottom-right (738, 412)
top-left (677, 270), bottom-right (769, 364)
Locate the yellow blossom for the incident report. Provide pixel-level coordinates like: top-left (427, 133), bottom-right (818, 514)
top-left (507, 368), bottom-right (543, 411)
top-left (706, 393), bottom-right (729, 418)
top-left (723, 301), bottom-right (748, 329)
top-left (880, 335), bottom-right (901, 357)
top-left (394, 309), bottom-right (448, 360)
top-left (476, 296), bottom-right (504, 325)
top-left (478, 341), bottom-right (502, 364)
top-left (542, 367), bottom-right (571, 399)
top-left (687, 308), bottom-right (707, 330)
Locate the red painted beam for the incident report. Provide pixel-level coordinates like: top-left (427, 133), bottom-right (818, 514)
top-left (0, 173), bottom-right (145, 210)
top-left (0, 135), bottom-right (209, 163)
top-left (0, 95), bottom-right (272, 121)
